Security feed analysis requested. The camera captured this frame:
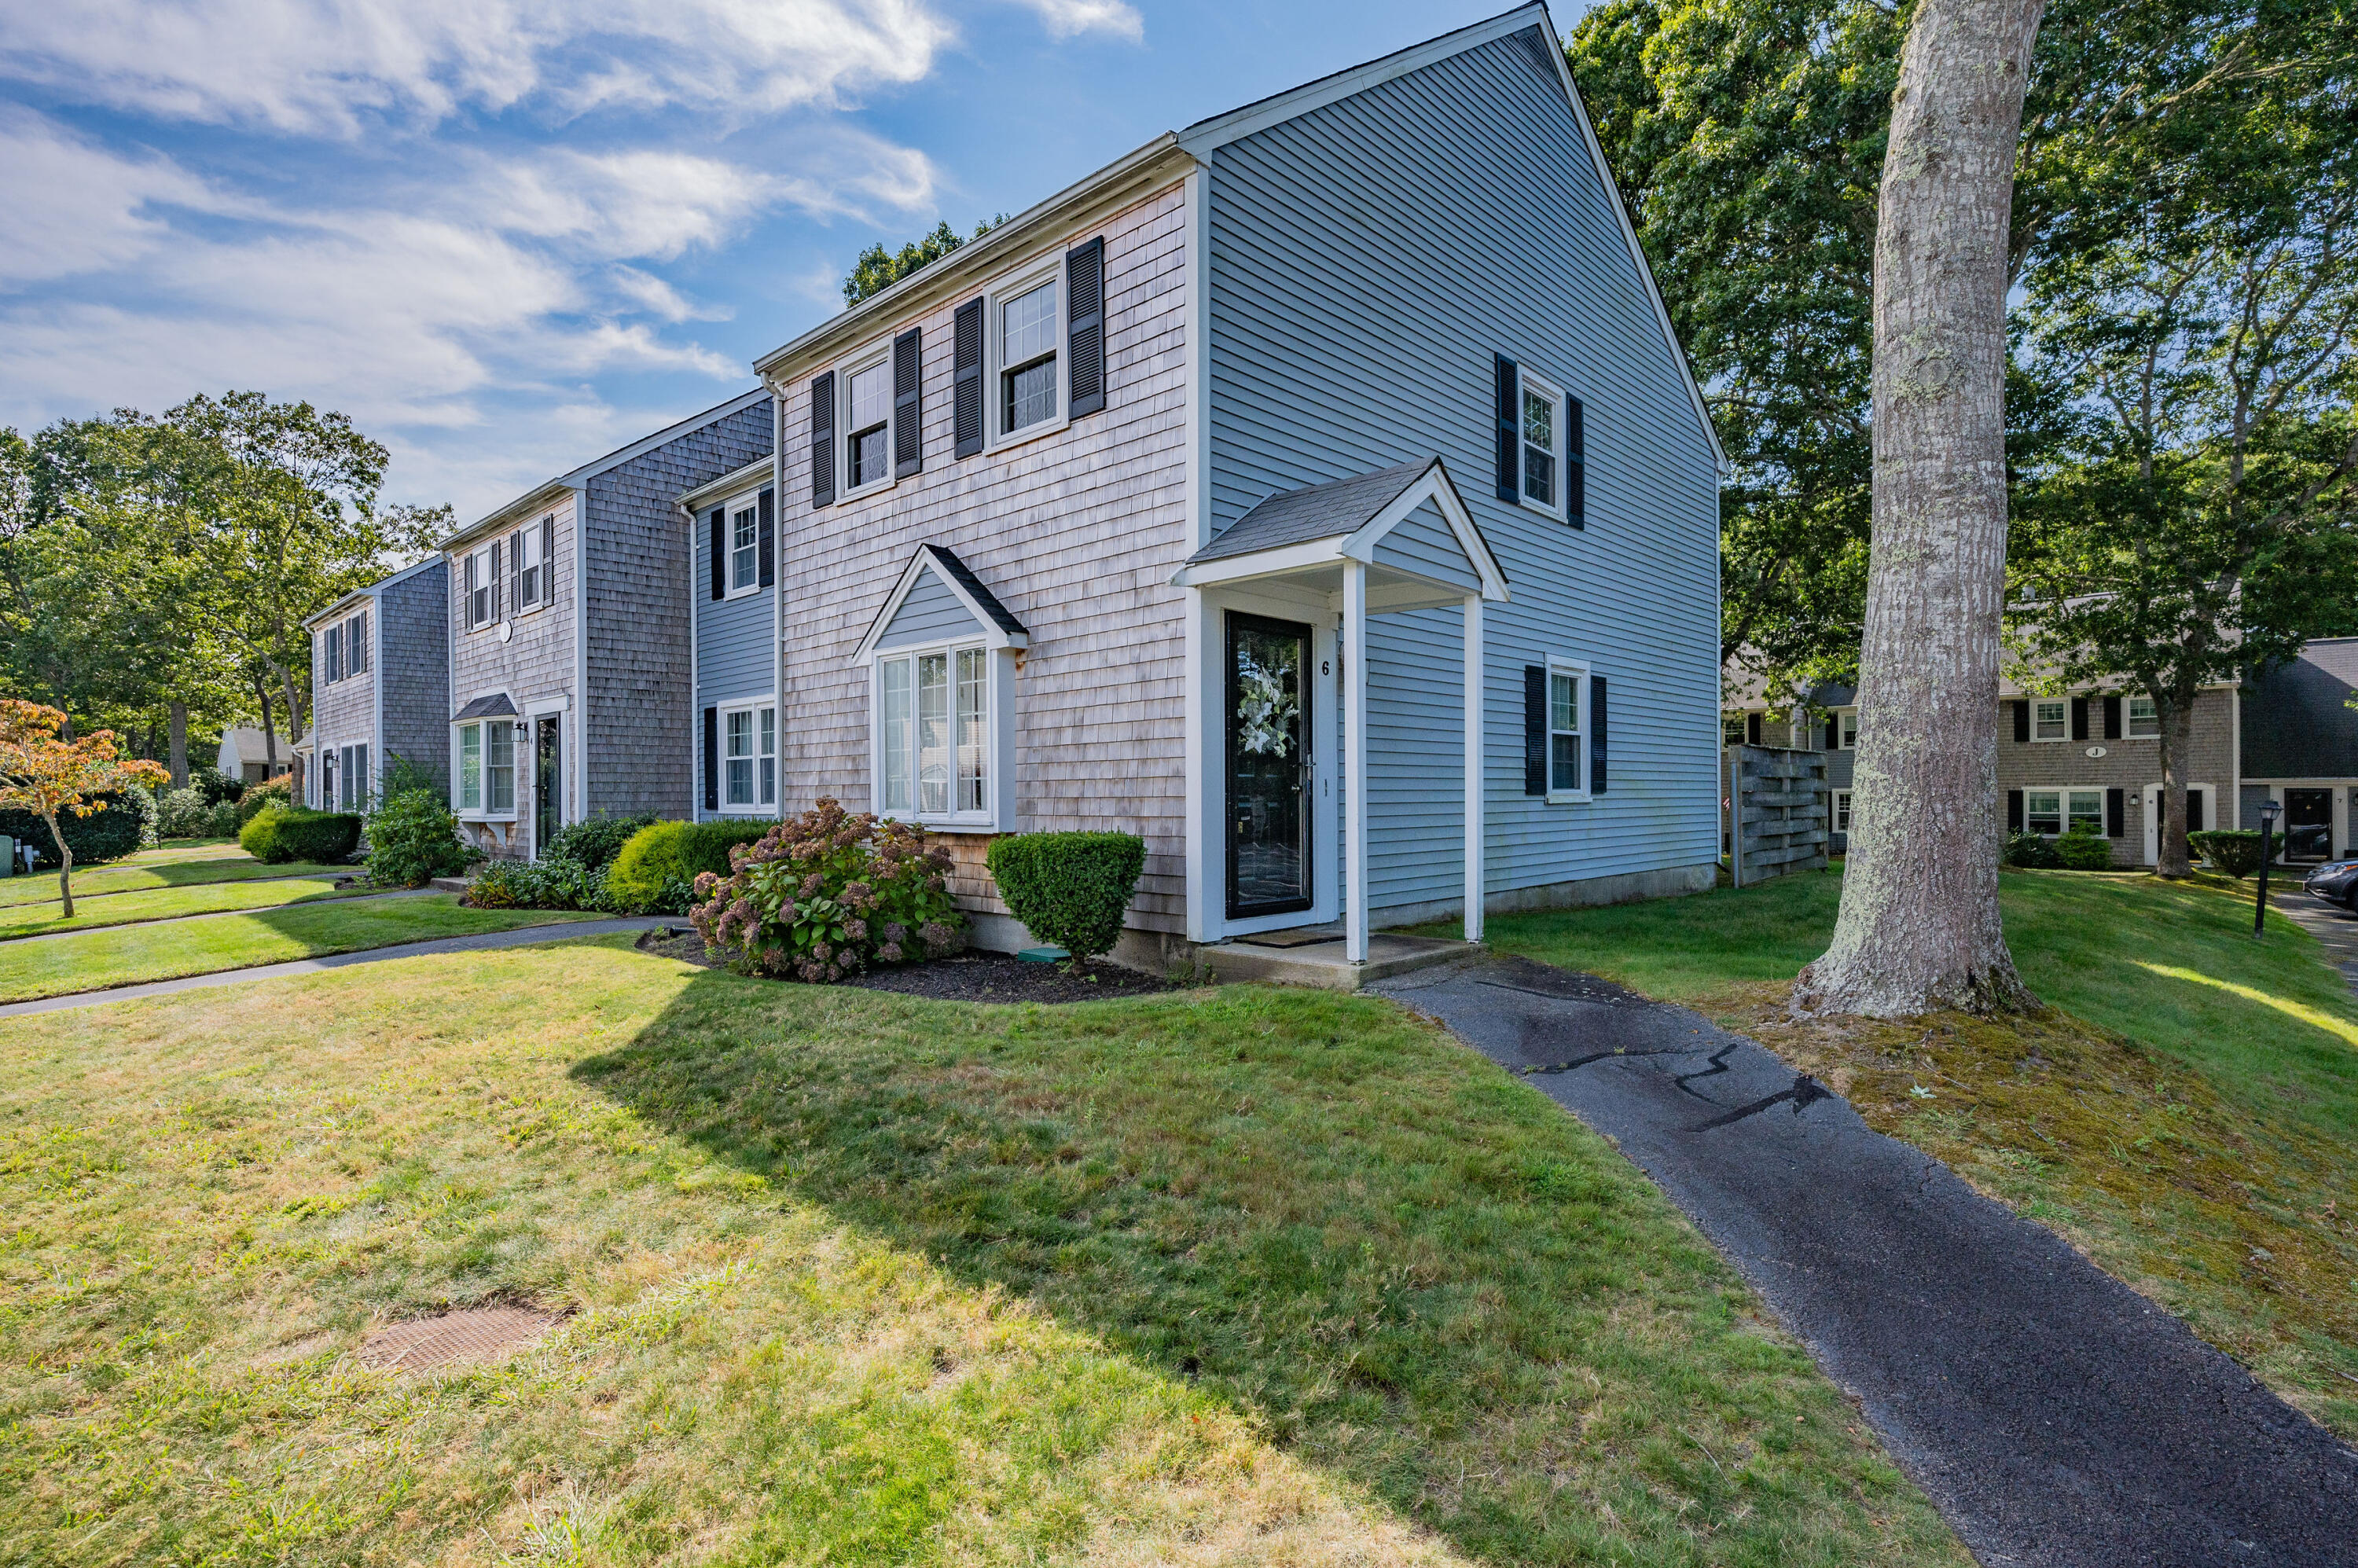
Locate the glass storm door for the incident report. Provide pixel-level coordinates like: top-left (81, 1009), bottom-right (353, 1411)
top-left (2285, 788), bottom-right (2333, 861)
top-left (1225, 613), bottom-right (1313, 919)
top-left (534, 715), bottom-right (561, 854)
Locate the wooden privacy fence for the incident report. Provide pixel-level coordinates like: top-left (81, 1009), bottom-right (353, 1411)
top-left (1726, 745), bottom-right (1829, 886)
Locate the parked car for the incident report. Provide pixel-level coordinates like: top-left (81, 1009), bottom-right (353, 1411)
top-left (2302, 859), bottom-right (2358, 910)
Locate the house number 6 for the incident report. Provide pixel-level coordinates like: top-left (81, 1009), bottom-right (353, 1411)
top-left (1321, 659), bottom-right (1331, 675)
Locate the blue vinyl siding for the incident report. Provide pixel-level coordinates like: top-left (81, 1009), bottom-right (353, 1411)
top-left (1207, 27), bottom-right (1721, 913)
top-left (875, 566), bottom-right (986, 649)
top-left (693, 494), bottom-right (775, 821)
top-left (1370, 501), bottom-right (1483, 594)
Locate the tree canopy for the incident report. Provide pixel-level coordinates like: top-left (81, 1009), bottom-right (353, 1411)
top-left (842, 217), bottom-right (1008, 307)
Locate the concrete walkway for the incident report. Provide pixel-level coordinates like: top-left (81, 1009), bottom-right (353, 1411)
top-left (2272, 889), bottom-right (2358, 997)
top-left (0, 917), bottom-right (671, 1019)
top-left (1375, 955), bottom-right (2358, 1568)
top-left (2, 884), bottom-right (432, 943)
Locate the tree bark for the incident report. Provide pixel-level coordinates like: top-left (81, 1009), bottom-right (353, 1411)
top-left (1794, 0), bottom-right (2044, 1018)
top-left (2155, 696), bottom-right (2195, 877)
top-left (254, 676), bottom-right (278, 773)
top-left (169, 700), bottom-right (188, 787)
top-left (43, 809), bottom-right (74, 918)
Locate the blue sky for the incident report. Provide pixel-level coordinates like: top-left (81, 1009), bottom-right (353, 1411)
top-left (0, 0), bottom-right (1555, 520)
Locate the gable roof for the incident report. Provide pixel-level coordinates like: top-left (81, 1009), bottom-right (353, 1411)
top-left (302, 553), bottom-right (445, 630)
top-left (749, 6), bottom-right (1726, 473)
top-left (444, 387), bottom-right (772, 550)
top-left (453, 692), bottom-right (520, 722)
top-left (851, 544), bottom-right (1031, 663)
top-left (1175, 456), bottom-right (1508, 604)
top-left (1191, 457), bottom-right (1438, 562)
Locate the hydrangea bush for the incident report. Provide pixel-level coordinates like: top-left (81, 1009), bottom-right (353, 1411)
top-left (690, 797), bottom-right (962, 982)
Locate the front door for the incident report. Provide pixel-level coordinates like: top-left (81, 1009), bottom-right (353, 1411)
top-left (2142, 783), bottom-right (2209, 864)
top-left (534, 714), bottom-right (562, 856)
top-left (2284, 788), bottom-right (2334, 861)
top-left (1225, 612), bottom-right (1313, 919)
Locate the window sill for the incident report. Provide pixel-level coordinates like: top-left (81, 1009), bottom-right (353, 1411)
top-left (1544, 790), bottom-right (1592, 806)
top-left (836, 475), bottom-right (898, 508)
top-left (985, 413), bottom-right (1071, 457)
top-left (457, 812), bottom-right (518, 824)
top-left (722, 582), bottom-right (766, 603)
top-left (1517, 495), bottom-right (1566, 523)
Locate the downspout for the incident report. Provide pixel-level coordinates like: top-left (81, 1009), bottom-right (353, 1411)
top-left (773, 391), bottom-right (786, 820)
top-left (686, 498), bottom-right (700, 821)
top-left (570, 480), bottom-right (589, 826)
top-left (369, 589), bottom-right (384, 808)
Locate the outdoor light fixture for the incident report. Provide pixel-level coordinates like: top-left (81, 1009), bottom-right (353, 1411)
top-left (2255, 800), bottom-right (2281, 937)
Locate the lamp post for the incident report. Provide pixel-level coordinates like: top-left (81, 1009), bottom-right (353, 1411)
top-left (2255, 800), bottom-right (2280, 937)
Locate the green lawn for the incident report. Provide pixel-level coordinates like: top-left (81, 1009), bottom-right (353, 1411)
top-left (1451, 867), bottom-right (2358, 1436)
top-left (0, 875), bottom-right (363, 940)
top-left (0, 894), bottom-right (600, 1002)
top-left (0, 846), bottom-right (345, 909)
top-left (0, 937), bottom-right (1966, 1567)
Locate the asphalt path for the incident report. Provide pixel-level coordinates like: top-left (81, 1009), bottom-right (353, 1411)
top-left (1375, 954), bottom-right (2358, 1568)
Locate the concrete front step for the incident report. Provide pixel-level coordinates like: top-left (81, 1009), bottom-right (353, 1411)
top-left (428, 876), bottom-right (475, 894)
top-left (1197, 931), bottom-right (1473, 990)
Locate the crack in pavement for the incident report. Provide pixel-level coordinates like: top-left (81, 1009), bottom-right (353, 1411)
top-left (1688, 1072), bottom-right (1831, 1133)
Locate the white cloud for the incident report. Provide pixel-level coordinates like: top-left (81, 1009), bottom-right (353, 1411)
top-left (0, 109), bottom-right (222, 285)
top-left (1015, 0), bottom-right (1143, 42)
top-left (0, 0), bottom-right (956, 136)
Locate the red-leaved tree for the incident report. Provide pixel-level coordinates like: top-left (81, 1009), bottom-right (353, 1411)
top-left (0, 699), bottom-right (170, 916)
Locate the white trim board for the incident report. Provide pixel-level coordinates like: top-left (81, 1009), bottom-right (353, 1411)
top-left (851, 545), bottom-right (1031, 664)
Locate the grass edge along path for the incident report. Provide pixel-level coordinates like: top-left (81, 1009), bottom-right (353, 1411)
top-left (0, 849), bottom-right (347, 909)
top-left (1459, 868), bottom-right (2358, 1441)
top-left (0, 894), bottom-right (601, 1003)
top-left (0, 936), bottom-right (1969, 1567)
top-left (0, 875), bottom-right (369, 941)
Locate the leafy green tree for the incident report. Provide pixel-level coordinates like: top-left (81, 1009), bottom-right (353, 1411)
top-left (842, 216), bottom-right (1007, 306)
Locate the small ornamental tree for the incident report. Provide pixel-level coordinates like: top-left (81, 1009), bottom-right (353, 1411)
top-left (0, 700), bottom-right (170, 916)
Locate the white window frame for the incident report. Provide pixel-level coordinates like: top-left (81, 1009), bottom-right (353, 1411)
top-left (2025, 787), bottom-right (2107, 838)
top-left (347, 609), bottom-right (369, 675)
top-left (464, 545), bottom-right (496, 631)
top-left (451, 718), bottom-right (518, 821)
top-left (456, 723), bottom-right (482, 812)
top-left (2033, 699), bottom-right (2069, 741)
top-left (1515, 366), bottom-right (1568, 520)
top-left (1544, 655), bottom-right (1591, 805)
top-left (2127, 694), bottom-right (2161, 738)
top-left (715, 698), bottom-right (777, 814)
top-left (508, 517), bottom-right (552, 617)
top-left (985, 257), bottom-right (1071, 453)
top-left (835, 343), bottom-right (898, 504)
top-left (1834, 789), bottom-right (1853, 833)
top-left (1838, 709), bottom-right (1857, 750)
top-left (726, 495), bottom-right (763, 598)
top-left (870, 639), bottom-right (1011, 830)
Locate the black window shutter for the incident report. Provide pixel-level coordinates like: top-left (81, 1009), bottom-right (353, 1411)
top-left (325, 623), bottom-right (340, 683)
top-left (490, 539), bottom-right (503, 622)
top-left (1746, 713), bottom-right (1762, 746)
top-left (542, 516), bottom-right (555, 601)
top-left (2103, 695), bottom-right (2122, 740)
top-left (2070, 696), bottom-right (2089, 740)
top-left (1566, 396), bottom-right (1585, 529)
top-left (703, 707), bottom-right (719, 812)
top-left (757, 488), bottom-right (775, 588)
top-left (1522, 665), bottom-right (1546, 795)
top-left (1067, 237), bottom-right (1106, 418)
top-left (508, 529), bottom-right (523, 615)
top-left (2189, 788), bottom-right (2206, 832)
top-left (708, 507), bottom-right (725, 600)
top-left (1824, 715), bottom-right (1839, 751)
top-left (1494, 355), bottom-right (1519, 502)
top-left (2007, 789), bottom-right (2025, 832)
top-left (2106, 788), bottom-right (2125, 838)
top-left (1590, 674), bottom-right (1608, 793)
top-left (354, 611), bottom-right (367, 673)
top-left (953, 299), bottom-right (985, 457)
top-left (809, 371), bottom-right (836, 508)
top-left (892, 327), bottom-right (923, 477)
top-left (2011, 700), bottom-right (2029, 743)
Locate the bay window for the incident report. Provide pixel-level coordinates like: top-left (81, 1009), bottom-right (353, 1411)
top-left (486, 721), bottom-right (515, 813)
top-left (875, 644), bottom-right (996, 823)
top-left (457, 723), bottom-right (482, 810)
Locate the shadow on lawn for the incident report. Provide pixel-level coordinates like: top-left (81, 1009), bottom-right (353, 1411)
top-left (563, 964), bottom-right (1902, 1566)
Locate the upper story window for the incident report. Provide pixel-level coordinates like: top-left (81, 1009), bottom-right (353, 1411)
top-left (1520, 373), bottom-right (1563, 513)
top-left (1495, 356), bottom-right (1585, 525)
top-left (730, 500), bottom-right (760, 593)
top-left (508, 516), bottom-right (552, 614)
top-left (324, 622), bottom-right (343, 684)
top-left (345, 609), bottom-right (369, 675)
top-left (465, 543), bottom-right (498, 630)
top-left (846, 358), bottom-right (892, 491)
top-left (1001, 279), bottom-right (1058, 434)
top-left (2033, 699), bottom-right (2068, 740)
top-left (2128, 695), bottom-right (2160, 737)
top-left (1838, 710), bottom-right (1857, 749)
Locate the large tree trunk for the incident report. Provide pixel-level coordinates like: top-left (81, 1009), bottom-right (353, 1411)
top-left (1794, 0), bottom-right (2044, 1018)
top-left (255, 676), bottom-right (278, 773)
top-left (169, 700), bottom-right (188, 787)
top-left (2155, 696), bottom-right (2195, 878)
top-left (44, 810), bottom-right (74, 919)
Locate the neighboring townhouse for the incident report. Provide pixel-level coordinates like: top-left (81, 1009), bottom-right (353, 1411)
top-left (2240, 637), bottom-right (2358, 861)
top-left (444, 389), bottom-right (771, 861)
top-left (719, 5), bottom-right (1727, 965)
top-left (215, 727), bottom-right (296, 785)
top-left (301, 556), bottom-right (450, 813)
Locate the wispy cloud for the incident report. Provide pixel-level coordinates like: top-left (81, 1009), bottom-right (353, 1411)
top-left (0, 0), bottom-right (955, 135)
top-left (1013, 0), bottom-right (1144, 42)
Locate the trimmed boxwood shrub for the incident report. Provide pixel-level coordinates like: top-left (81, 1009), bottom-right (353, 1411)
top-left (241, 804), bottom-right (362, 865)
top-left (604, 819), bottom-right (777, 915)
top-left (2188, 829), bottom-right (2265, 878)
top-left (0, 790), bottom-right (150, 867)
top-left (986, 830), bottom-right (1146, 960)
top-left (2055, 827), bottom-right (2116, 870)
top-left (237, 773), bottom-right (293, 824)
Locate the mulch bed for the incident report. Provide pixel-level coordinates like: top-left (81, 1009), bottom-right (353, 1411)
top-left (632, 928), bottom-right (1181, 1004)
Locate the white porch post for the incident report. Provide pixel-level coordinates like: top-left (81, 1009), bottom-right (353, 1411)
top-left (1464, 593), bottom-right (1484, 944)
top-left (1343, 558), bottom-right (1369, 964)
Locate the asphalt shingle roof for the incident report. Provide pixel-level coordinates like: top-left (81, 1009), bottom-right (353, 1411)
top-left (1187, 457), bottom-right (1438, 564)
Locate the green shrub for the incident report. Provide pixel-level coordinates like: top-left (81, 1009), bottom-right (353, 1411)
top-left (986, 830), bottom-right (1146, 960)
top-left (2003, 830), bottom-right (2061, 869)
top-left (204, 800), bottom-right (241, 838)
top-left (237, 773), bottom-right (292, 824)
top-left (362, 788), bottom-right (480, 887)
top-left (461, 857), bottom-right (604, 909)
top-left (189, 765), bottom-right (241, 805)
top-left (691, 798), bottom-right (962, 982)
top-left (605, 819), bottom-right (777, 915)
top-left (0, 791), bottom-right (150, 867)
top-left (2055, 827), bottom-right (2117, 870)
top-left (543, 814), bottom-right (659, 877)
top-left (2188, 829), bottom-right (2265, 878)
top-left (241, 805), bottom-right (362, 865)
top-left (158, 785), bottom-right (213, 839)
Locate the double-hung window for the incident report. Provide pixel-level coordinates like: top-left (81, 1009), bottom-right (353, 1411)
top-left (1519, 370), bottom-right (1566, 516)
top-left (346, 610), bottom-right (369, 674)
top-left (485, 722), bottom-right (515, 813)
top-left (325, 623), bottom-right (343, 683)
top-left (465, 545), bottom-right (497, 630)
top-left (507, 516), bottom-right (552, 614)
top-left (337, 743), bottom-right (369, 811)
top-left (1838, 710), bottom-right (1857, 749)
top-left (876, 645), bottom-right (991, 821)
top-left (457, 724), bottom-right (483, 810)
top-left (845, 358), bottom-right (891, 493)
top-left (729, 500), bottom-right (760, 593)
top-left (2025, 788), bottom-right (2104, 837)
top-left (1834, 790), bottom-right (1853, 833)
top-left (2033, 699), bottom-right (2067, 740)
top-left (1546, 657), bottom-right (1589, 800)
top-left (718, 703), bottom-right (777, 811)
top-left (2128, 695), bottom-right (2160, 737)
top-left (1000, 279), bottom-right (1058, 435)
